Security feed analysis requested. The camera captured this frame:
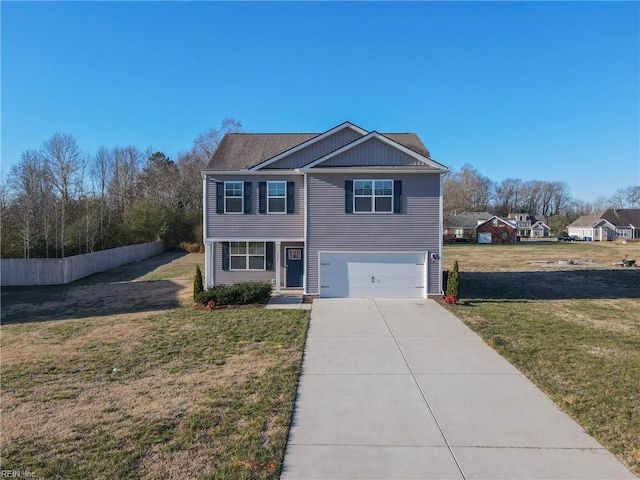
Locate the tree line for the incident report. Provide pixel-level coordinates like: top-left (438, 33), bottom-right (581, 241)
top-left (3, 129), bottom-right (638, 258)
top-left (1, 119), bottom-right (242, 259)
top-left (444, 164), bottom-right (640, 232)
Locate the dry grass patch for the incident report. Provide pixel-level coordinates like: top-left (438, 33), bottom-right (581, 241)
top-left (2, 308), bottom-right (309, 479)
top-left (444, 241), bottom-right (639, 272)
top-left (443, 243), bottom-right (640, 476)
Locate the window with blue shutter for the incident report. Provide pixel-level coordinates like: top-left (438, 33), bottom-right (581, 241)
top-left (393, 180), bottom-right (402, 214)
top-left (258, 182), bottom-right (267, 213)
top-left (286, 182), bottom-right (295, 213)
top-left (243, 182), bottom-right (252, 214)
top-left (216, 182), bottom-right (224, 214)
top-left (221, 242), bottom-right (230, 270)
top-left (345, 180), bottom-right (354, 213)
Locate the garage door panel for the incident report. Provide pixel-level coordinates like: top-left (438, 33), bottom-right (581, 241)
top-left (320, 252), bottom-right (426, 298)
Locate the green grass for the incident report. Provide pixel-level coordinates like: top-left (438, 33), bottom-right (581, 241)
top-left (443, 243), bottom-right (640, 475)
top-left (1, 307), bottom-right (310, 479)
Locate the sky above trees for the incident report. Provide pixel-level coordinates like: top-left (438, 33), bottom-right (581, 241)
top-left (2, 1), bottom-right (638, 203)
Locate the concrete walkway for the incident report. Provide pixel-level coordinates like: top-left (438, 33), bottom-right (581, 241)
top-left (265, 295), bottom-right (312, 310)
top-left (281, 298), bottom-right (636, 480)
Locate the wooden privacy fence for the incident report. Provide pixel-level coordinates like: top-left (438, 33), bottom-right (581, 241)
top-left (1, 241), bottom-right (166, 286)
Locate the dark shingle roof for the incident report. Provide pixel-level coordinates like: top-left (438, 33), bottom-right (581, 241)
top-left (204, 131), bottom-right (432, 171)
top-left (444, 212), bottom-right (493, 228)
top-left (569, 209), bottom-right (640, 228)
top-left (568, 211), bottom-right (607, 227)
top-left (205, 133), bottom-right (317, 170)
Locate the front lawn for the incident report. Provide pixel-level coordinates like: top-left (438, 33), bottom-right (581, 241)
top-left (1, 253), bottom-right (310, 479)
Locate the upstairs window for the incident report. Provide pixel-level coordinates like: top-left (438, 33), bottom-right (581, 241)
top-left (225, 181), bottom-right (244, 213)
top-left (267, 181), bottom-right (286, 213)
top-left (354, 180), bottom-right (393, 213)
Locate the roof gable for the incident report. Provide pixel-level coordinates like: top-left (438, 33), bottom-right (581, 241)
top-left (250, 122), bottom-right (367, 171)
top-left (476, 216), bottom-right (517, 229)
top-left (532, 221), bottom-right (550, 229)
top-left (302, 132), bottom-right (447, 171)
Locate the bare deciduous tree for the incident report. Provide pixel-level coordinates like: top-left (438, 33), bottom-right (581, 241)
top-left (41, 133), bottom-right (84, 257)
top-left (444, 164), bottom-right (494, 213)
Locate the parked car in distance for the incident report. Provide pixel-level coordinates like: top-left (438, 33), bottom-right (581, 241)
top-left (558, 234), bottom-right (581, 242)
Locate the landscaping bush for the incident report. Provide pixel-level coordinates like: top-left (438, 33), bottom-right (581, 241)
top-left (196, 281), bottom-right (273, 306)
top-left (446, 260), bottom-right (460, 299)
top-left (193, 265), bottom-right (204, 301)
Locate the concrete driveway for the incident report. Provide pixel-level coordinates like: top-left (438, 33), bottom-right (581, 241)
top-left (281, 298), bottom-right (636, 480)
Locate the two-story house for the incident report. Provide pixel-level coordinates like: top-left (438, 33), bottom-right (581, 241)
top-left (201, 121), bottom-right (448, 298)
top-left (507, 213), bottom-right (550, 238)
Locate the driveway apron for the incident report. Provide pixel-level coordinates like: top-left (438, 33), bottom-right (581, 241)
top-left (281, 298), bottom-right (636, 480)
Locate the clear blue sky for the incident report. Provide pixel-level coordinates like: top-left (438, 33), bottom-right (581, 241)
top-left (2, 1), bottom-right (638, 202)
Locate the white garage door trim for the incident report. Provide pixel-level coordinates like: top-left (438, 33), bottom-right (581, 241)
top-left (318, 251), bottom-right (427, 298)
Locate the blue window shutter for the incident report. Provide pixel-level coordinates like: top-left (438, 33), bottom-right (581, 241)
top-left (221, 242), bottom-right (230, 271)
top-left (259, 182), bottom-right (267, 213)
top-left (345, 180), bottom-right (353, 214)
top-left (286, 181), bottom-right (295, 214)
top-left (216, 182), bottom-right (224, 214)
top-left (266, 242), bottom-right (274, 270)
top-left (243, 182), bottom-right (252, 214)
top-left (393, 180), bottom-right (402, 214)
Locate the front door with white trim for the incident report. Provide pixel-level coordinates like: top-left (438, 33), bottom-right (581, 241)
top-left (285, 247), bottom-right (304, 287)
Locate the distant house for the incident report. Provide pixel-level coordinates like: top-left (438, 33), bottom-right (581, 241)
top-left (443, 212), bottom-right (492, 243)
top-left (568, 209), bottom-right (640, 241)
top-left (476, 216), bottom-right (517, 244)
top-left (507, 213), bottom-right (550, 238)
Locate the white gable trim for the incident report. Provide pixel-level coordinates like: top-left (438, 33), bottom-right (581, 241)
top-left (476, 216), bottom-right (516, 229)
top-left (249, 121), bottom-right (368, 171)
top-left (301, 131), bottom-right (449, 171)
top-left (532, 221), bottom-right (550, 229)
top-left (593, 219), bottom-right (617, 230)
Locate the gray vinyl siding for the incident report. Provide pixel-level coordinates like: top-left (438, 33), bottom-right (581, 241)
top-left (307, 173), bottom-right (442, 295)
top-left (319, 137), bottom-right (424, 167)
top-left (265, 128), bottom-right (363, 169)
top-left (206, 174), bottom-right (304, 239)
top-left (212, 242), bottom-right (276, 286)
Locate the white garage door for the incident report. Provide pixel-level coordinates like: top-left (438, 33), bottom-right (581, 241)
top-left (478, 232), bottom-right (492, 244)
top-left (319, 252), bottom-right (426, 298)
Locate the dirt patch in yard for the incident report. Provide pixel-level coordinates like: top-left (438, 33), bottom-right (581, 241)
top-left (1, 251), bottom-right (203, 324)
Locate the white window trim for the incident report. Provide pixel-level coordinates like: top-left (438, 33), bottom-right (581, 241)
top-left (229, 241), bottom-right (266, 271)
top-left (224, 181), bottom-right (244, 214)
top-left (267, 181), bottom-right (287, 214)
top-left (353, 179), bottom-right (394, 214)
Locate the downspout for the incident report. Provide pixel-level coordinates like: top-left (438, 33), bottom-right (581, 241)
top-left (202, 173), bottom-right (210, 287)
top-left (439, 171), bottom-right (446, 296)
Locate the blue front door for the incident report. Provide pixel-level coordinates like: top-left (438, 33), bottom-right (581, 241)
top-left (286, 248), bottom-right (304, 287)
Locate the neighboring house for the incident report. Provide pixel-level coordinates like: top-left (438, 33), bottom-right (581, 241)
top-left (443, 212), bottom-right (493, 243)
top-left (202, 121), bottom-right (449, 298)
top-left (568, 209), bottom-right (640, 241)
top-left (476, 216), bottom-right (517, 244)
top-left (507, 213), bottom-right (550, 238)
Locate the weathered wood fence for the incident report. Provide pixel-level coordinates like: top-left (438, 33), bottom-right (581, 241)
top-left (1, 241), bottom-right (166, 286)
